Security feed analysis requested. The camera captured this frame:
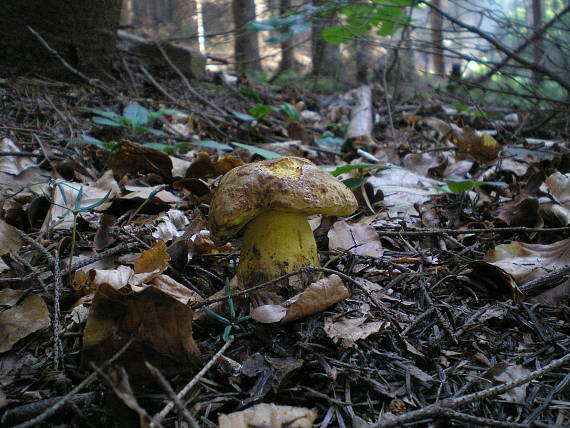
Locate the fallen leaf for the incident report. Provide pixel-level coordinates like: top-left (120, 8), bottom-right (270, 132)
top-left (323, 316), bottom-right (389, 348)
top-left (218, 403), bottom-right (317, 428)
top-left (452, 126), bottom-right (500, 164)
top-left (367, 166), bottom-right (443, 220)
top-left (251, 274), bottom-right (350, 324)
top-left (328, 220), bottom-right (384, 258)
top-left (0, 138), bottom-right (35, 175)
top-left (529, 277), bottom-right (570, 306)
top-left (0, 294), bottom-right (50, 352)
top-left (0, 219), bottom-right (22, 256)
top-left (108, 140), bottom-right (173, 181)
top-left (485, 238), bottom-right (570, 285)
top-left (480, 363), bottom-right (530, 404)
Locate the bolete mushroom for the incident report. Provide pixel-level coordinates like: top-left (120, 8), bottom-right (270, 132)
top-left (208, 157), bottom-right (358, 288)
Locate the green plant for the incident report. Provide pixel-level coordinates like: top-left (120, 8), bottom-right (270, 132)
top-left (233, 103), bottom-right (301, 122)
top-left (82, 103), bottom-right (185, 136)
top-left (201, 278), bottom-right (251, 342)
top-left (329, 163), bottom-right (387, 190)
top-left (251, 0), bottom-right (415, 47)
top-left (34, 179), bottom-right (111, 279)
top-left (439, 179), bottom-right (507, 195)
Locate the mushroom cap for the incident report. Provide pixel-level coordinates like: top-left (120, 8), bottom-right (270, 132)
top-left (209, 157), bottom-right (358, 242)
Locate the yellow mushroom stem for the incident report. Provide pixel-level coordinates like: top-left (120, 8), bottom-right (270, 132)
top-left (237, 210), bottom-right (319, 287)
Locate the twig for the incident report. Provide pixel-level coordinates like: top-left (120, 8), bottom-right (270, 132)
top-left (146, 362), bottom-right (201, 428)
top-left (51, 249), bottom-right (64, 371)
top-left (376, 226), bottom-right (570, 237)
top-left (154, 41), bottom-right (231, 119)
top-left (419, 1), bottom-right (570, 92)
top-left (13, 338), bottom-right (135, 428)
top-left (27, 26), bottom-right (121, 99)
top-left (152, 336), bottom-right (235, 425)
top-left (476, 4), bottom-right (570, 85)
top-left (367, 351), bottom-right (570, 428)
top-left (519, 264), bottom-right (570, 295)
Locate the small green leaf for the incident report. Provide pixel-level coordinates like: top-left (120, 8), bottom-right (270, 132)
top-left (79, 190), bottom-right (112, 211)
top-left (142, 142), bottom-right (170, 151)
top-left (377, 20), bottom-right (396, 36)
top-left (342, 177), bottom-right (367, 190)
top-left (232, 111), bottom-right (256, 122)
top-left (147, 109), bottom-right (187, 122)
top-left (202, 307), bottom-right (231, 324)
top-left (142, 127), bottom-right (167, 136)
top-left (277, 103), bottom-right (301, 121)
top-left (238, 315), bottom-right (252, 323)
top-left (443, 179), bottom-right (507, 194)
top-left (321, 26), bottom-right (352, 44)
top-left (250, 104), bottom-right (275, 120)
top-left (239, 87), bottom-right (262, 103)
top-left (191, 140), bottom-right (233, 151)
top-left (249, 21), bottom-right (275, 31)
top-left (123, 103), bottom-right (150, 127)
top-left (92, 117), bottom-right (121, 127)
top-left (74, 186), bottom-right (84, 210)
top-left (316, 134), bottom-right (343, 147)
top-left (223, 325), bottom-right (233, 341)
top-left (330, 163), bottom-right (381, 177)
top-left (231, 143), bottom-right (281, 159)
top-left (81, 108), bottom-right (121, 121)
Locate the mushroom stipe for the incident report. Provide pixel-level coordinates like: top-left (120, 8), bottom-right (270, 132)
top-left (209, 157), bottom-right (358, 289)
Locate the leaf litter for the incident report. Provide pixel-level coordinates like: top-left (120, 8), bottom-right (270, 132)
top-left (1, 59), bottom-right (570, 428)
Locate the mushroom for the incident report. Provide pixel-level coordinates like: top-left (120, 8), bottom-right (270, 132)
top-left (209, 157), bottom-right (358, 288)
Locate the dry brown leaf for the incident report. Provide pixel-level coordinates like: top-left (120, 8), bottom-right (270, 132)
top-left (328, 220), bottom-right (384, 258)
top-left (402, 152), bottom-right (447, 178)
top-left (218, 403), bottom-right (317, 428)
top-left (108, 140), bottom-right (173, 180)
top-left (323, 316), bottom-right (389, 348)
top-left (452, 127), bottom-right (500, 164)
top-left (251, 274), bottom-right (350, 324)
top-left (0, 219), bottom-right (22, 257)
top-left (0, 288), bottom-right (25, 307)
top-left (539, 172), bottom-right (570, 226)
top-left (0, 138), bottom-right (35, 175)
top-left (0, 294), bottom-right (50, 352)
top-left (485, 238), bottom-right (570, 285)
top-left (480, 363), bottom-right (530, 404)
top-left (133, 240), bottom-right (170, 274)
top-left (82, 274), bottom-right (201, 380)
top-left (528, 277), bottom-right (570, 306)
top-left (367, 167), bottom-right (443, 220)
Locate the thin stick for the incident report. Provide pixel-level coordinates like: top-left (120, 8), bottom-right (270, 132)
top-left (152, 336), bottom-right (235, 425)
top-left (376, 226), bottom-right (570, 236)
top-left (27, 26), bottom-right (120, 99)
top-left (146, 362), bottom-right (201, 428)
top-left (368, 351), bottom-right (570, 428)
top-left (13, 339), bottom-right (135, 428)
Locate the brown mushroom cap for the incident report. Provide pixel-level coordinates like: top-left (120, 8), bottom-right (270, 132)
top-left (209, 157), bottom-right (358, 242)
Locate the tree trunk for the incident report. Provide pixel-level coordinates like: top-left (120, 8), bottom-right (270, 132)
top-left (0, 0), bottom-right (122, 79)
top-left (430, 0), bottom-right (445, 76)
top-left (232, 0), bottom-right (262, 74)
top-left (531, 0), bottom-right (544, 83)
top-left (278, 0), bottom-right (295, 72)
top-left (311, 0), bottom-right (341, 78)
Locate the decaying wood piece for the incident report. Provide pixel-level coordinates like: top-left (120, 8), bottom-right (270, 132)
top-left (118, 30), bottom-right (206, 80)
top-left (344, 85), bottom-right (375, 151)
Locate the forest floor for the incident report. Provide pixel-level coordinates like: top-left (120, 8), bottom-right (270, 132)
top-left (1, 53), bottom-right (570, 428)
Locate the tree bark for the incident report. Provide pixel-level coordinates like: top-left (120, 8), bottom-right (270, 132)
top-left (311, 0), bottom-right (341, 78)
top-left (278, 0), bottom-right (295, 73)
top-left (430, 0), bottom-right (445, 76)
top-left (232, 0), bottom-right (262, 74)
top-left (0, 0), bottom-right (122, 79)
